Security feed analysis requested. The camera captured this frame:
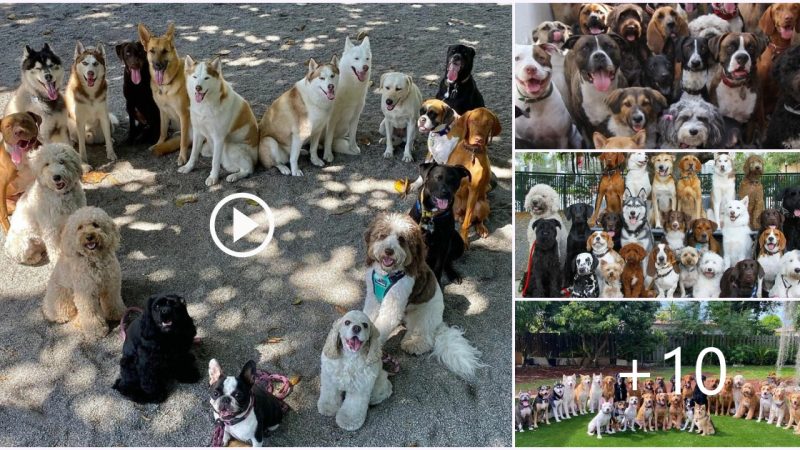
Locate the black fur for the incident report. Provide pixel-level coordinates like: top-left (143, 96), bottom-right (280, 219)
top-left (765, 45), bottom-right (800, 148)
top-left (563, 203), bottom-right (594, 286)
top-left (22, 43), bottom-right (62, 70)
top-left (115, 42), bottom-right (161, 144)
top-left (435, 45), bottom-right (485, 114)
top-left (692, 374), bottom-right (708, 406)
top-left (643, 54), bottom-right (677, 103)
top-left (614, 374), bottom-right (628, 402)
top-left (598, 211), bottom-right (623, 251)
top-left (525, 218), bottom-right (562, 298)
top-left (570, 254), bottom-right (600, 298)
top-left (780, 187), bottom-right (800, 251)
top-left (113, 294), bottom-right (199, 403)
top-left (675, 36), bottom-right (712, 99)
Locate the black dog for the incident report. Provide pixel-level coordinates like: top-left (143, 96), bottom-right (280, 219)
top-left (115, 41), bottom-right (160, 144)
top-left (525, 218), bottom-right (562, 298)
top-left (692, 374), bottom-right (708, 406)
top-left (435, 44), bottom-right (485, 114)
top-left (780, 187), bottom-right (800, 251)
top-left (675, 36), bottom-right (712, 99)
top-left (614, 373), bottom-right (628, 402)
top-left (598, 211), bottom-right (623, 251)
top-left (643, 54), bottom-right (678, 103)
top-left (570, 252), bottom-right (599, 298)
top-left (765, 45), bottom-right (800, 149)
top-left (409, 162), bottom-right (470, 283)
top-left (563, 202), bottom-right (594, 285)
top-left (113, 294), bottom-right (199, 403)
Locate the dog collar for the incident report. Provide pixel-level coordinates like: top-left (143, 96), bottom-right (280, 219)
top-left (593, 249), bottom-right (609, 258)
top-left (602, 167), bottom-right (621, 176)
top-left (372, 269), bottom-right (405, 303)
top-left (443, 76), bottom-right (469, 99)
top-left (683, 86), bottom-right (704, 96)
top-left (516, 84), bottom-right (553, 104)
top-left (784, 103), bottom-right (800, 116)
top-left (769, 41), bottom-right (791, 58)
top-left (655, 266), bottom-right (674, 279)
top-left (432, 122), bottom-right (453, 137)
top-left (721, 72), bottom-right (748, 89)
top-left (681, 264), bottom-right (697, 273)
top-left (415, 191), bottom-right (450, 233)
top-left (711, 4), bottom-right (738, 20)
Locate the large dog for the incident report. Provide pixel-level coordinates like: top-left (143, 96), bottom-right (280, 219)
top-left (324, 37), bottom-right (371, 160)
top-left (605, 87), bottom-right (667, 148)
top-left (589, 152), bottom-right (625, 227)
top-left (739, 155), bottom-right (765, 231)
top-left (764, 45), bottom-right (800, 149)
top-left (0, 112), bottom-right (41, 232)
top-left (677, 155), bottom-right (704, 222)
top-left (115, 41), bottom-right (160, 144)
top-left (710, 152), bottom-right (735, 224)
top-left (378, 72), bottom-right (423, 162)
top-left (435, 44), bottom-right (485, 115)
top-left (651, 153), bottom-right (676, 229)
top-left (621, 187), bottom-right (654, 256)
top-left (525, 184), bottom-right (567, 266)
top-left (781, 187), bottom-right (800, 251)
top-left (757, 3), bottom-right (800, 115)
top-left (531, 20), bottom-right (572, 99)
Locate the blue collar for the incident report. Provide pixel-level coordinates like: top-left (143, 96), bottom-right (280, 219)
top-left (372, 269), bottom-right (405, 303)
top-left (433, 124), bottom-right (452, 136)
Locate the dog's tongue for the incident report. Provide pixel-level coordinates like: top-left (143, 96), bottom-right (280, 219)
top-left (525, 78), bottom-right (543, 94)
top-left (131, 68), bottom-right (142, 85)
top-left (326, 88), bottom-right (335, 100)
top-left (435, 197), bottom-right (449, 209)
top-left (781, 26), bottom-right (794, 40)
top-left (155, 69), bottom-right (165, 85)
top-left (195, 91), bottom-right (205, 103)
top-left (86, 76), bottom-right (96, 87)
top-left (633, 123), bottom-right (644, 132)
top-left (10, 145), bottom-right (24, 165)
top-left (447, 63), bottom-right (459, 82)
top-left (347, 337), bottom-right (363, 351)
top-left (733, 68), bottom-right (748, 78)
top-left (629, 216), bottom-right (638, 225)
top-left (794, 209), bottom-right (800, 217)
top-left (626, 34), bottom-right (637, 41)
top-left (592, 71), bottom-right (612, 92)
top-left (724, 3), bottom-right (736, 14)
top-left (46, 81), bottom-right (58, 100)
top-left (590, 27), bottom-right (602, 35)
top-left (552, 31), bottom-right (563, 42)
top-left (607, 231), bottom-right (615, 237)
top-left (386, 103), bottom-right (395, 111)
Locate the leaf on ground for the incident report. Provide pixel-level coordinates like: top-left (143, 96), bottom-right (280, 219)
top-left (330, 205), bottom-right (354, 216)
top-left (294, 24), bottom-right (305, 31)
top-left (245, 199), bottom-right (259, 207)
top-left (7, 14), bottom-right (17, 20)
top-left (82, 171), bottom-right (110, 184)
top-left (0, 375), bottom-right (8, 382)
top-left (175, 194), bottom-right (198, 207)
top-left (356, 31), bottom-right (368, 41)
top-left (288, 374), bottom-right (302, 386)
top-left (334, 305), bottom-right (348, 315)
top-left (357, 136), bottom-right (371, 146)
top-left (284, 39), bottom-right (295, 45)
top-left (292, 299), bottom-right (302, 306)
top-left (263, 337), bottom-right (283, 344)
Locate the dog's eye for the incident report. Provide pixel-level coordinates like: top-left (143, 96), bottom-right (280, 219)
top-left (395, 87), bottom-right (401, 91)
top-left (212, 391), bottom-right (219, 398)
top-left (398, 236), bottom-right (405, 244)
top-left (384, 86), bottom-right (389, 90)
top-left (149, 49), bottom-right (155, 54)
top-left (354, 57), bottom-right (360, 61)
top-left (78, 225), bottom-right (83, 230)
top-left (657, 12), bottom-right (664, 18)
top-left (92, 222), bottom-right (99, 228)
top-left (377, 233), bottom-right (387, 240)
top-left (82, 61), bottom-right (89, 66)
top-left (204, 76), bottom-right (209, 80)
top-left (362, 323), bottom-right (368, 329)
top-left (344, 320), bottom-right (351, 326)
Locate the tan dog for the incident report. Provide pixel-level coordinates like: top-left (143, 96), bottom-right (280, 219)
top-left (647, 6), bottom-right (689, 56)
top-left (578, 3), bottom-right (612, 35)
top-left (0, 112), bottom-right (41, 232)
top-left (448, 107), bottom-right (501, 245)
top-left (686, 218), bottom-right (721, 254)
top-left (785, 391), bottom-right (800, 431)
top-left (651, 153), bottom-right (676, 229)
top-left (654, 392), bottom-right (669, 430)
top-left (575, 374), bottom-right (592, 415)
top-left (718, 377), bottom-right (734, 416)
top-left (592, 131), bottom-right (646, 149)
top-left (138, 23), bottom-right (191, 164)
top-left (677, 154), bottom-right (703, 222)
top-left (636, 392), bottom-right (656, 431)
top-left (734, 382), bottom-right (759, 419)
top-left (757, 3), bottom-right (800, 115)
top-left (694, 404), bottom-right (716, 435)
top-left (739, 154), bottom-right (766, 230)
top-left (668, 392), bottom-right (684, 430)
top-left (706, 377), bottom-right (720, 415)
top-left (602, 375), bottom-right (615, 401)
top-left (589, 152), bottom-right (626, 226)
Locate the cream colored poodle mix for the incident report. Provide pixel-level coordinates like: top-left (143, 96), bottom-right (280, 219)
top-left (318, 310), bottom-right (392, 431)
top-left (42, 206), bottom-right (125, 340)
top-left (3, 143), bottom-right (86, 265)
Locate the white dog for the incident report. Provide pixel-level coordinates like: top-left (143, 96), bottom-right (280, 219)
top-left (4, 143), bottom-right (86, 265)
top-left (41, 206), bottom-right (124, 340)
top-left (721, 197), bottom-right (752, 269)
top-left (318, 310), bottom-right (392, 431)
top-left (525, 184), bottom-right (567, 265)
top-left (562, 374), bottom-right (578, 418)
top-left (769, 250), bottom-right (800, 298)
top-left (362, 213), bottom-right (482, 380)
top-left (710, 153), bottom-right (735, 224)
top-left (324, 37), bottom-right (371, 161)
top-left (623, 396), bottom-right (638, 432)
top-left (694, 252), bottom-right (725, 298)
top-left (179, 56), bottom-right (259, 186)
top-left (377, 72), bottom-right (422, 162)
top-left (587, 398), bottom-right (614, 439)
top-left (588, 373), bottom-right (603, 414)
top-left (625, 152), bottom-right (651, 204)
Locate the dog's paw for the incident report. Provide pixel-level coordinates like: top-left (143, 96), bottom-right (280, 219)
top-left (205, 175), bottom-right (219, 187)
top-left (477, 224), bottom-right (490, 238)
top-left (177, 155), bottom-right (188, 166)
top-left (106, 150), bottom-right (118, 161)
top-left (80, 316), bottom-right (110, 340)
top-left (318, 400), bottom-right (339, 417)
top-left (291, 168), bottom-right (304, 177)
top-left (383, 149), bottom-right (393, 159)
top-left (277, 165), bottom-right (292, 175)
top-left (335, 409), bottom-right (365, 431)
top-left (310, 156), bottom-right (325, 167)
top-left (323, 152), bottom-right (334, 163)
top-left (351, 144), bottom-right (362, 155)
top-left (401, 334), bottom-right (432, 355)
top-left (401, 152), bottom-right (414, 163)
top-left (177, 164), bottom-right (193, 174)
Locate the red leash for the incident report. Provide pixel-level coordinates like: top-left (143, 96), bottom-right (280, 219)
top-left (522, 242), bottom-right (535, 296)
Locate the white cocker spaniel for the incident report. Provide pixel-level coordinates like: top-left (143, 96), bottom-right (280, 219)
top-left (318, 310), bottom-right (391, 431)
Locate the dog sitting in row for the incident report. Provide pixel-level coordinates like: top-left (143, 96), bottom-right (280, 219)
top-left (694, 251), bottom-right (725, 298)
top-left (605, 87), bottom-right (667, 148)
top-left (739, 155), bottom-right (766, 231)
top-left (720, 258), bottom-right (764, 297)
top-left (687, 218), bottom-right (721, 254)
top-left (378, 72), bottom-right (423, 162)
top-left (587, 230), bottom-right (624, 292)
top-left (676, 35), bottom-right (713, 99)
top-left (115, 41), bottom-right (160, 144)
top-left (721, 197), bottom-right (753, 269)
top-left (598, 211), bottom-right (623, 251)
top-left (600, 258), bottom-right (624, 298)
top-left (678, 246), bottom-right (701, 297)
top-left (677, 155), bottom-right (704, 222)
top-left (563, 202), bottom-right (594, 285)
top-left (757, 3), bottom-right (800, 116)
top-left (408, 99), bottom-right (461, 193)
top-left (646, 241), bottom-right (680, 298)
top-left (758, 226), bottom-right (786, 291)
top-left (659, 95), bottom-right (725, 149)
top-left (589, 152), bottom-right (625, 227)
top-left (771, 250), bottom-right (800, 298)
top-left (765, 45), bottom-right (800, 149)
top-left (621, 187), bottom-right (654, 257)
top-left (528, 218), bottom-right (563, 298)
top-left (780, 187), bottom-right (800, 251)
top-left (525, 184), bottom-right (567, 266)
top-left (607, 3), bottom-right (649, 87)
top-left (644, 54), bottom-right (679, 104)
top-left (620, 243), bottom-right (649, 298)
top-left (651, 153), bottom-right (675, 229)
top-left (571, 252), bottom-right (600, 298)
top-left (709, 152), bottom-right (735, 225)
top-left (436, 44), bottom-right (484, 115)
top-left (531, 20), bottom-right (572, 99)
top-left (664, 209), bottom-right (689, 252)
top-left (0, 112), bottom-right (41, 232)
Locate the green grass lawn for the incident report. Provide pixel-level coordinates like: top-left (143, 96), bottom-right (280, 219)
top-left (515, 413), bottom-right (800, 447)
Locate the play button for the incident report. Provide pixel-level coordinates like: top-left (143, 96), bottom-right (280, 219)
top-left (210, 193), bottom-right (275, 258)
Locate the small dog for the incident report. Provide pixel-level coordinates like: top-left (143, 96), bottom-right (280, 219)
top-left (676, 36), bottom-right (713, 98)
top-left (721, 197), bottom-right (753, 269)
top-left (780, 187), bottom-right (800, 251)
top-left (620, 243), bottom-right (648, 298)
top-left (694, 404), bottom-right (716, 435)
top-left (664, 210), bottom-right (688, 251)
top-left (659, 95), bottom-right (724, 149)
top-left (378, 72), bottom-right (423, 161)
top-left (623, 396), bottom-right (639, 431)
top-left (115, 41), bottom-right (160, 144)
top-left (621, 187), bottom-right (654, 256)
top-left (643, 54), bottom-right (678, 104)
top-left (589, 152), bottom-right (626, 227)
top-left (759, 208), bottom-right (785, 235)
top-left (676, 155), bottom-right (703, 222)
top-left (259, 56), bottom-right (338, 176)
top-left (587, 230), bottom-right (625, 292)
top-left (739, 155), bottom-right (765, 230)
top-left (41, 207), bottom-right (124, 340)
top-left (694, 251), bottom-right (725, 298)
top-left (0, 111), bottom-right (41, 232)
top-left (600, 258), bottom-right (624, 298)
top-left (516, 391), bottom-right (534, 431)
top-left (528, 218), bottom-right (563, 298)
top-left (758, 226), bottom-right (786, 291)
top-left (720, 258), bottom-right (764, 298)
top-left (571, 252), bottom-right (599, 298)
top-left (436, 44), bottom-right (484, 115)
top-left (587, 398), bottom-right (614, 439)
top-left (325, 36), bottom-right (371, 158)
top-left (407, 99), bottom-right (461, 193)
top-left (613, 400), bottom-right (628, 432)
top-left (647, 242), bottom-right (680, 298)
top-left (682, 397), bottom-right (696, 431)
top-left (651, 153), bottom-right (676, 229)
top-left (768, 386), bottom-right (788, 427)
top-left (710, 153), bottom-right (735, 225)
top-left (757, 385), bottom-right (774, 422)
top-left (318, 310), bottom-right (391, 431)
top-left (113, 294), bottom-right (200, 403)
top-left (687, 218), bottom-right (721, 254)
top-left (598, 211), bottom-right (623, 251)
top-left (605, 87), bottom-right (667, 148)
top-left (769, 250), bottom-right (800, 298)
top-left (678, 246), bottom-right (701, 297)
top-left (563, 202), bottom-right (594, 284)
top-left (209, 359), bottom-right (285, 445)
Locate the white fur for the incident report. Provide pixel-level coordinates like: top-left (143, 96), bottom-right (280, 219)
top-left (562, 374), bottom-right (577, 418)
top-left (769, 250), bottom-right (800, 298)
top-left (665, 230), bottom-right (685, 252)
top-left (324, 37), bottom-right (371, 160)
top-left (721, 197), bottom-right (752, 269)
top-left (694, 252), bottom-right (724, 298)
top-left (689, 14), bottom-right (731, 39)
top-left (710, 153), bottom-right (736, 224)
top-left (378, 72), bottom-right (422, 162)
top-left (758, 228), bottom-right (783, 289)
top-left (623, 397), bottom-right (638, 432)
top-left (587, 398), bottom-right (614, 439)
top-left (732, 375), bottom-right (744, 413)
top-left (579, 80), bottom-right (613, 126)
top-left (768, 395), bottom-right (787, 426)
top-left (651, 243), bottom-right (679, 298)
top-left (758, 390), bottom-right (773, 422)
top-left (588, 374), bottom-right (603, 413)
top-left (525, 184), bottom-right (568, 266)
top-left (626, 153), bottom-right (651, 201)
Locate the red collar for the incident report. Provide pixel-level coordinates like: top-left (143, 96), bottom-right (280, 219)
top-left (712, 5), bottom-right (738, 21)
top-left (721, 71), bottom-right (748, 88)
top-left (769, 40), bottom-right (791, 58)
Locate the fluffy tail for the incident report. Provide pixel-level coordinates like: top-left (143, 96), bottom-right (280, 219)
top-left (150, 136), bottom-right (181, 156)
top-left (432, 323), bottom-right (484, 380)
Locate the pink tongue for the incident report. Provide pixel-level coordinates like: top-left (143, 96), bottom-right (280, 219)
top-left (781, 27), bottom-right (794, 40)
top-left (387, 103), bottom-right (395, 111)
top-left (627, 34), bottom-right (636, 41)
top-left (526, 79), bottom-right (542, 94)
top-left (447, 64), bottom-right (459, 82)
top-left (607, 231), bottom-right (615, 237)
top-left (87, 77), bottom-right (95, 87)
top-left (633, 124), bottom-right (644, 131)
top-left (348, 338), bottom-right (362, 351)
top-left (155, 69), bottom-right (164, 85)
top-left (435, 198), bottom-right (449, 209)
top-left (733, 69), bottom-right (747, 77)
top-left (590, 27), bottom-right (602, 35)
top-left (685, 3), bottom-right (695, 12)
top-left (794, 209), bottom-right (800, 217)
top-left (724, 3), bottom-right (736, 13)
top-left (10, 146), bottom-right (23, 165)
top-left (46, 82), bottom-right (58, 100)
top-left (131, 68), bottom-right (142, 85)
top-left (326, 90), bottom-right (335, 100)
top-left (592, 71), bottom-right (611, 92)
top-left (553, 31), bottom-right (563, 42)
top-left (195, 91), bottom-right (204, 103)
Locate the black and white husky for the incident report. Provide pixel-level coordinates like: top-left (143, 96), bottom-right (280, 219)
top-left (621, 187), bottom-right (654, 254)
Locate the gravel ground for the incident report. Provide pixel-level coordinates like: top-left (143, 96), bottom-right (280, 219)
top-left (0, 3), bottom-right (512, 447)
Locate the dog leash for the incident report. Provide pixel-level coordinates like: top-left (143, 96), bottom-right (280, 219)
top-left (521, 242), bottom-right (536, 297)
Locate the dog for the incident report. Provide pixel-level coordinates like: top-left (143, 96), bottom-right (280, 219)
top-left (550, 382), bottom-right (567, 422)
top-left (563, 374), bottom-right (578, 418)
top-left (757, 3), bottom-right (800, 115)
top-left (710, 2), bottom-right (744, 32)
top-left (3, 44), bottom-right (70, 145)
top-left (732, 374), bottom-right (745, 413)
top-left (709, 32), bottom-right (765, 145)
top-left (612, 400), bottom-right (627, 432)
top-left (65, 42), bottom-right (116, 164)
top-left (528, 219), bottom-right (562, 298)
top-left (0, 112), bottom-right (41, 232)
top-left (448, 108), bottom-right (500, 244)
top-left (734, 382), bottom-right (758, 419)
top-left (514, 44), bottom-right (576, 149)
top-left (516, 391), bottom-right (534, 431)
top-left (651, 153), bottom-right (676, 229)
top-left (115, 41), bottom-right (160, 144)
top-left (689, 13), bottom-right (730, 40)
top-left (757, 385), bottom-right (774, 422)
top-left (620, 243), bottom-right (648, 298)
top-left (668, 393), bottom-right (684, 430)
top-left (589, 373), bottom-right (603, 413)
top-left (759, 208), bottom-right (785, 235)
top-left (678, 246), bottom-right (700, 297)
top-left (563, 202), bottom-right (594, 285)
top-left (406, 99), bottom-right (461, 193)
top-left (362, 213), bottom-right (482, 379)
top-left (570, 252), bottom-right (600, 298)
top-left (607, 3), bottom-right (649, 87)
top-left (324, 36), bottom-right (371, 159)
top-left (209, 359), bottom-right (285, 445)
top-left (659, 95), bottom-right (724, 149)
top-left (575, 374), bottom-right (592, 415)
top-left (769, 250), bottom-right (800, 298)
top-left (676, 36), bottom-right (713, 98)
top-left (601, 375), bottom-right (615, 402)
top-left (589, 152), bottom-right (626, 227)
top-left (636, 393), bottom-right (656, 432)
top-left (531, 21), bottom-right (572, 99)
top-left (259, 56), bottom-right (338, 176)
top-left (718, 377), bottom-right (734, 416)
top-left (587, 230), bottom-right (625, 292)
top-left (720, 258), bottom-right (764, 298)
top-left (780, 187), bottom-right (800, 251)
top-left (625, 153), bottom-right (650, 205)
top-left (180, 56), bottom-right (258, 185)
top-left (643, 54), bottom-right (679, 104)
top-left (435, 44), bottom-right (484, 115)
top-left (319, 310), bottom-right (391, 431)
top-left (647, 5), bottom-right (690, 58)
top-left (410, 163), bottom-right (470, 283)
top-left (769, 386), bottom-right (789, 427)
top-left (694, 404), bottom-right (716, 435)
top-left (533, 385), bottom-right (551, 428)
top-left (598, 211), bottom-right (623, 251)
top-left (758, 226), bottom-right (786, 290)
top-left (785, 392), bottom-right (800, 431)
top-left (3, 143), bottom-right (85, 265)
top-left (587, 398), bottom-right (614, 439)
top-left (600, 258), bottom-right (624, 298)
top-left (653, 392), bottom-right (669, 431)
top-left (113, 294), bottom-right (199, 403)
top-left (378, 72), bottom-right (423, 162)
top-left (764, 45), bottom-right (800, 149)
top-left (739, 155), bottom-right (765, 230)
top-left (592, 131), bottom-right (645, 149)
top-left (676, 155), bottom-right (703, 222)
top-left (579, 3), bottom-right (611, 35)
top-left (694, 251), bottom-right (725, 298)
top-left (525, 184), bottom-right (567, 265)
top-left (606, 88), bottom-right (667, 148)
top-left (721, 197), bottom-right (753, 269)
top-left (687, 218), bottom-right (721, 254)
top-left (622, 187), bottom-right (654, 256)
top-left (710, 153), bottom-right (735, 225)
top-left (664, 210), bottom-right (688, 251)
top-left (622, 396), bottom-right (638, 431)
top-left (647, 241), bottom-right (680, 298)
top-left (562, 34), bottom-right (627, 145)
top-left (41, 206), bottom-right (124, 339)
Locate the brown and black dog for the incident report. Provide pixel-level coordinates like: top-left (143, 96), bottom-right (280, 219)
top-left (687, 218), bottom-right (721, 254)
top-left (757, 3), bottom-right (800, 115)
top-left (605, 87), bottom-right (667, 148)
top-left (578, 3), bottom-right (612, 35)
top-left (448, 107), bottom-right (501, 246)
top-left (0, 112), bottom-right (41, 232)
top-left (138, 23), bottom-right (192, 164)
top-left (589, 152), bottom-right (626, 227)
top-left (677, 154), bottom-right (703, 222)
top-left (115, 41), bottom-right (161, 144)
top-left (739, 154), bottom-right (766, 231)
top-left (606, 3), bottom-right (649, 86)
top-left (647, 5), bottom-right (689, 59)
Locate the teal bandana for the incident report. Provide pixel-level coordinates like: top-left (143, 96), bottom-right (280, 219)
top-left (372, 269), bottom-right (406, 303)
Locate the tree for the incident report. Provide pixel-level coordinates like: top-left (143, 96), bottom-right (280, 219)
top-left (658, 302), bottom-right (705, 336)
top-left (706, 302), bottom-right (777, 336)
top-left (760, 314), bottom-right (783, 334)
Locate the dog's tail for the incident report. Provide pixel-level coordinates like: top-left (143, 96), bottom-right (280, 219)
top-left (433, 323), bottom-right (484, 380)
top-left (150, 136), bottom-right (182, 156)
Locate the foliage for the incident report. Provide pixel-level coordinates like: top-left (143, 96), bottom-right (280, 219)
top-left (759, 314), bottom-right (783, 333)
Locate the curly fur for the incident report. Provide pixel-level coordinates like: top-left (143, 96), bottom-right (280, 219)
top-left (689, 14), bottom-right (731, 39)
top-left (3, 143), bottom-right (86, 265)
top-left (318, 310), bottom-right (391, 431)
top-left (113, 293), bottom-right (199, 403)
top-left (41, 207), bottom-right (124, 339)
top-left (525, 184), bottom-right (567, 266)
top-left (658, 95), bottom-right (724, 149)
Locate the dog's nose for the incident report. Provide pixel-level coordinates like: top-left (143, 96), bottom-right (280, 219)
top-left (632, 113), bottom-right (644, 124)
top-left (352, 325), bottom-right (361, 334)
top-left (666, 21), bottom-right (675, 30)
top-left (689, 128), bottom-right (699, 136)
top-left (384, 248), bottom-right (394, 256)
top-left (327, 84), bottom-right (334, 91)
top-left (526, 65), bottom-right (537, 75)
top-left (592, 53), bottom-right (606, 62)
top-left (87, 71), bottom-right (95, 78)
top-left (86, 234), bottom-right (95, 241)
top-left (195, 85), bottom-right (202, 92)
top-left (362, 65), bottom-right (369, 72)
top-left (690, 59), bottom-right (701, 69)
top-left (52, 175), bottom-right (62, 182)
top-left (44, 73), bottom-right (53, 82)
top-left (795, 267), bottom-right (800, 274)
top-left (735, 54), bottom-right (749, 65)
top-left (386, 99), bottom-right (394, 105)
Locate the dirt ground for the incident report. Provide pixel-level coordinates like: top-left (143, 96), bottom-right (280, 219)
top-left (0, 3), bottom-right (512, 446)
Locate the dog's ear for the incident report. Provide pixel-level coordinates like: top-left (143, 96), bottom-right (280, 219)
top-left (606, 7), bottom-right (621, 34)
top-left (184, 55), bottom-right (196, 71)
top-left (675, 11), bottom-right (689, 37)
top-left (566, 205), bottom-right (575, 222)
top-left (758, 5), bottom-right (776, 37)
top-left (209, 56), bottom-right (222, 74)
top-left (647, 18), bottom-right (665, 54)
top-left (562, 34), bottom-right (581, 51)
top-left (323, 316), bottom-right (344, 359)
top-left (115, 43), bottom-right (125, 60)
top-left (140, 294), bottom-right (161, 339)
top-left (531, 219), bottom-right (542, 232)
top-left (586, 233), bottom-right (594, 251)
top-left (637, 187), bottom-right (647, 203)
top-left (239, 360), bottom-right (257, 387)
top-left (449, 110), bottom-right (469, 139)
top-left (26, 111), bottom-right (42, 127)
top-left (632, 130), bottom-right (647, 148)
top-left (709, 220), bottom-right (719, 232)
top-left (208, 359), bottom-right (224, 386)
top-left (594, 256), bottom-right (601, 272)
top-left (138, 24), bottom-right (152, 46)
top-left (165, 22), bottom-right (176, 40)
top-left (604, 88), bottom-right (625, 113)
top-left (486, 108), bottom-right (502, 141)
top-left (650, 89), bottom-right (668, 113)
top-left (405, 74), bottom-right (414, 88)
top-left (442, 104), bottom-right (455, 126)
top-left (708, 33), bottom-right (728, 62)
top-left (419, 162), bottom-right (436, 179)
top-left (307, 58), bottom-right (319, 75)
top-left (592, 132), bottom-right (608, 149)
top-left (363, 216), bottom-right (379, 267)
top-left (23, 45), bottom-right (32, 59)
top-left (74, 41), bottom-right (85, 59)
top-left (741, 195), bottom-right (749, 209)
top-left (453, 164), bottom-right (471, 183)
top-left (365, 319), bottom-right (382, 365)
top-left (572, 254), bottom-right (579, 274)
top-left (674, 36), bottom-right (688, 64)
top-left (344, 36), bottom-right (353, 52)
top-left (551, 219), bottom-right (561, 229)
top-left (646, 248), bottom-right (657, 277)
top-left (607, 32), bottom-right (627, 50)
top-left (379, 72), bottom-right (388, 88)
top-left (597, 211), bottom-right (607, 227)
top-left (669, 249), bottom-right (680, 274)
top-left (97, 43), bottom-right (106, 58)
top-left (624, 187), bottom-right (633, 200)
top-left (330, 53), bottom-right (338, 67)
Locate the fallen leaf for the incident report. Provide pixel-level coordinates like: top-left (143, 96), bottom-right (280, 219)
top-left (245, 199), bottom-right (259, 207)
top-left (81, 171), bottom-right (109, 184)
top-left (288, 374), bottom-right (302, 386)
top-left (356, 31), bottom-right (368, 41)
top-left (175, 194), bottom-right (198, 207)
top-left (357, 136), bottom-right (371, 146)
top-left (284, 39), bottom-right (295, 45)
top-left (292, 299), bottom-right (302, 306)
top-left (0, 375), bottom-right (8, 382)
top-left (334, 305), bottom-right (347, 315)
top-left (264, 337), bottom-right (283, 344)
top-left (7, 13), bottom-right (17, 20)
top-left (330, 205), bottom-right (354, 216)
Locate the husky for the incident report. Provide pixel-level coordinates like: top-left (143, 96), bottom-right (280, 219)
top-left (550, 382), bottom-right (566, 422)
top-left (323, 37), bottom-right (371, 161)
top-left (4, 44), bottom-right (70, 145)
top-left (622, 187), bottom-right (654, 254)
top-left (378, 72), bottom-right (423, 162)
top-left (65, 42), bottom-right (117, 164)
top-left (179, 56), bottom-right (258, 186)
top-left (258, 56), bottom-right (338, 176)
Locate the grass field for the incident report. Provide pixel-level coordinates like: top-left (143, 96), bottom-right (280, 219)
top-left (514, 413), bottom-right (800, 447)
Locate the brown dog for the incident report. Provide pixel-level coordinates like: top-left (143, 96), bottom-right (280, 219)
top-left (686, 218), bottom-right (721, 254)
top-left (138, 23), bottom-right (192, 164)
top-left (620, 242), bottom-right (649, 298)
top-left (677, 155), bottom-right (703, 222)
top-left (759, 208), bottom-right (785, 234)
top-left (739, 154), bottom-right (766, 230)
top-left (647, 6), bottom-right (689, 57)
top-left (448, 107), bottom-right (501, 246)
top-left (589, 152), bottom-right (626, 226)
top-left (592, 131), bottom-right (646, 149)
top-left (734, 382), bottom-right (759, 420)
top-left (718, 377), bottom-right (734, 416)
top-left (757, 3), bottom-right (800, 115)
top-left (0, 112), bottom-right (42, 232)
top-left (654, 392), bottom-right (669, 431)
top-left (579, 3), bottom-right (612, 35)
top-left (669, 392), bottom-right (684, 430)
